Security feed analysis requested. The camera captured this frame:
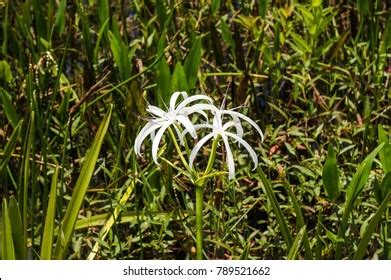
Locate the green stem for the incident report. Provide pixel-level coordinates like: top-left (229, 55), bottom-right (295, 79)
top-left (205, 136), bottom-right (220, 175)
top-left (167, 127), bottom-right (191, 173)
top-left (195, 185), bottom-right (204, 260)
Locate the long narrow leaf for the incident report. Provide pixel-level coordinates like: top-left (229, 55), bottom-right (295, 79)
top-left (287, 226), bottom-right (306, 260)
top-left (53, 106), bottom-right (112, 259)
top-left (353, 192), bottom-right (391, 259)
top-left (336, 143), bottom-right (385, 258)
top-left (8, 197), bottom-right (25, 259)
top-left (40, 167), bottom-right (59, 259)
top-left (257, 168), bottom-right (293, 249)
top-left (87, 178), bottom-right (135, 259)
top-left (2, 198), bottom-right (15, 259)
top-left (0, 120), bottom-right (22, 177)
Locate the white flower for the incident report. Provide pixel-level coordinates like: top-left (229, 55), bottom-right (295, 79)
top-left (189, 109), bottom-right (263, 179)
top-left (134, 91), bottom-right (214, 164)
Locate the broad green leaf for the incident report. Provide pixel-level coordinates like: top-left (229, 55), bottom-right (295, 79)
top-left (0, 88), bottom-right (19, 129)
top-left (357, 0), bottom-right (369, 15)
top-left (312, 0), bottom-right (322, 7)
top-left (157, 57), bottom-right (171, 104)
top-left (211, 0), bottom-right (221, 15)
top-left (54, 0), bottom-right (66, 34)
top-left (258, 0), bottom-right (268, 18)
top-left (109, 31), bottom-right (132, 80)
top-left (292, 164), bottom-right (315, 178)
top-left (40, 167), bottom-right (59, 260)
top-left (183, 37), bottom-right (202, 90)
top-left (53, 106), bottom-right (112, 259)
top-left (0, 60), bottom-right (12, 83)
top-left (220, 18), bottom-right (235, 51)
top-left (378, 125), bottom-right (391, 174)
top-left (8, 197), bottom-right (25, 259)
top-left (353, 192), bottom-right (391, 259)
top-left (322, 145), bottom-right (340, 201)
top-left (171, 62), bottom-right (188, 92)
top-left (288, 226), bottom-right (306, 260)
top-left (2, 198), bottom-right (15, 259)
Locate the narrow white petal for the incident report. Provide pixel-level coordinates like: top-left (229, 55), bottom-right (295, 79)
top-left (176, 95), bottom-right (214, 111)
top-left (226, 132), bottom-right (258, 170)
top-left (147, 105), bottom-right (166, 117)
top-left (151, 124), bottom-right (170, 164)
top-left (134, 122), bottom-right (160, 155)
top-left (170, 91), bottom-right (188, 110)
top-left (221, 134), bottom-right (235, 180)
top-left (222, 110), bottom-right (264, 142)
top-left (189, 133), bottom-right (215, 168)
top-left (176, 115), bottom-right (197, 138)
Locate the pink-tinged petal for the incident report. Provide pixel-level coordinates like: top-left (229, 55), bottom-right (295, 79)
top-left (134, 122), bottom-right (161, 155)
top-left (189, 133), bottom-right (215, 168)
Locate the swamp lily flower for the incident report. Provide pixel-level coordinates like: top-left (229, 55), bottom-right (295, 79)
top-left (134, 91), bottom-right (214, 164)
top-left (189, 108), bottom-right (264, 179)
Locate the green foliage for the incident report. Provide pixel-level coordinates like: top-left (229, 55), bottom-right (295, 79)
top-left (1, 0), bottom-right (390, 260)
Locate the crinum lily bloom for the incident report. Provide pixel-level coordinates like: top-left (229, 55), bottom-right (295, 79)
top-left (134, 91), bottom-right (214, 164)
top-left (189, 108), bottom-right (264, 179)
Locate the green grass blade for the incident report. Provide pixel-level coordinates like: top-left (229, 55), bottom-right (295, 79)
top-left (97, 0), bottom-right (109, 28)
top-left (8, 197), bottom-right (25, 259)
top-left (353, 192), bottom-right (391, 259)
top-left (287, 226), bottom-right (306, 260)
top-left (322, 144), bottom-right (340, 201)
top-left (284, 181), bottom-right (313, 259)
top-left (183, 36), bottom-right (202, 90)
top-left (258, 0), bottom-right (268, 18)
top-left (0, 88), bottom-right (19, 129)
top-left (336, 143), bottom-right (385, 258)
top-left (2, 198), bottom-right (15, 260)
top-left (53, 106), bottom-right (112, 259)
top-left (378, 125), bottom-right (391, 174)
top-left (257, 168), bottom-right (293, 249)
top-left (40, 167), bottom-right (59, 260)
top-left (0, 120), bottom-right (22, 177)
top-left (21, 111), bottom-right (35, 258)
top-left (53, 0), bottom-right (66, 35)
top-left (87, 178), bottom-right (135, 259)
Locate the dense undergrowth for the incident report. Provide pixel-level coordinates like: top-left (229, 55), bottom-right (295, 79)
top-left (1, 0), bottom-right (391, 259)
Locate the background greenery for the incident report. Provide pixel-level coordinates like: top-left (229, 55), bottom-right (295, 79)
top-left (0, 0), bottom-right (390, 259)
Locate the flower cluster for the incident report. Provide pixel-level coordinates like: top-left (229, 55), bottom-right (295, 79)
top-left (134, 91), bottom-right (264, 179)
